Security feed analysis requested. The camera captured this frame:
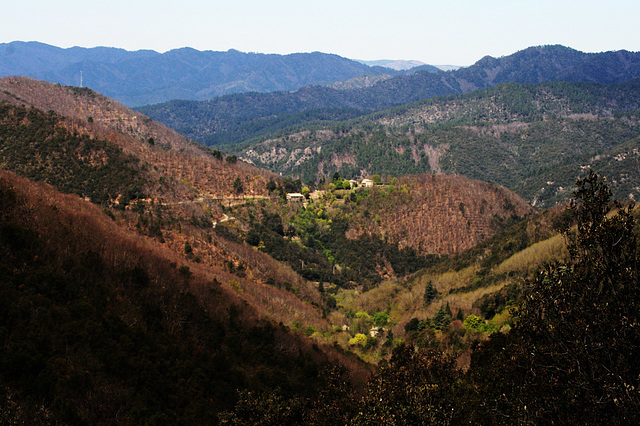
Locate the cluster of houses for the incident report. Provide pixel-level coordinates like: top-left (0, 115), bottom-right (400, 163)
top-left (286, 178), bottom-right (376, 203)
top-left (356, 178), bottom-right (376, 188)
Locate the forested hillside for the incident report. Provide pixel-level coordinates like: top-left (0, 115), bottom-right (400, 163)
top-left (3, 75), bottom-right (640, 423)
top-left (0, 76), bottom-right (278, 200)
top-left (240, 80), bottom-right (640, 207)
top-left (0, 77), bottom-right (539, 357)
top-left (221, 172), bottom-right (640, 424)
top-left (0, 103), bottom-right (146, 204)
top-left (8, 161), bottom-right (636, 424)
top-left (0, 170), bottom-right (368, 423)
top-left (139, 45), bottom-right (640, 147)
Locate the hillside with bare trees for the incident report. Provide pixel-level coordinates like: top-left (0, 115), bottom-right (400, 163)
top-left (0, 77), bottom-right (279, 201)
top-left (343, 174), bottom-right (534, 255)
top-left (0, 169), bottom-right (374, 423)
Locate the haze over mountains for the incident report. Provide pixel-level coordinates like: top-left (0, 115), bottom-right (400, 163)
top-left (356, 59), bottom-right (437, 71)
top-left (0, 41), bottom-right (425, 107)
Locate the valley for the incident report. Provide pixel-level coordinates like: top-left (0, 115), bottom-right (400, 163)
top-left (1, 42), bottom-right (640, 424)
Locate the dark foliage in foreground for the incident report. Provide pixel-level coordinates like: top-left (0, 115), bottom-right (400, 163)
top-left (0, 172), bottom-right (335, 424)
top-left (467, 170), bottom-right (640, 423)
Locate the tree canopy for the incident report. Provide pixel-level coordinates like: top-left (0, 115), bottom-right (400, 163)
top-left (469, 170), bottom-right (640, 423)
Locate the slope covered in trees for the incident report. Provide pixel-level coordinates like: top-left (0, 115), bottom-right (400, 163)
top-left (464, 171), bottom-right (640, 423)
top-left (0, 103), bottom-right (146, 204)
top-left (0, 76), bottom-right (279, 201)
top-left (240, 80), bottom-right (640, 207)
top-left (0, 170), bottom-right (368, 424)
top-left (0, 78), bottom-right (541, 366)
top-left (139, 45), bottom-right (640, 147)
top-left (4, 76), bottom-right (638, 422)
top-left (221, 171), bottom-right (640, 424)
top-left (0, 77), bottom-right (351, 338)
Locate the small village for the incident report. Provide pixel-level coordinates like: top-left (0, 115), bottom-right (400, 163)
top-left (286, 177), bottom-right (379, 206)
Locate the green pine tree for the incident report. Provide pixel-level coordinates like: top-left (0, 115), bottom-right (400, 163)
top-left (423, 281), bottom-right (438, 306)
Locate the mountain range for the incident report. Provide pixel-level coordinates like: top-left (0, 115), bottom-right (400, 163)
top-left (139, 45), bottom-right (640, 147)
top-left (238, 80), bottom-right (640, 207)
top-left (133, 45), bottom-right (640, 207)
top-left (0, 41), bottom-right (418, 106)
top-left (2, 40), bottom-right (640, 422)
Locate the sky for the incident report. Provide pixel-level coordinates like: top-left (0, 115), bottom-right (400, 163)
top-left (3, 0), bottom-right (640, 66)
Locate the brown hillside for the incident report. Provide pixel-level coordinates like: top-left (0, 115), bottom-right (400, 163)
top-left (0, 169), bottom-right (371, 421)
top-left (348, 174), bottom-right (535, 255)
top-left (0, 168), bottom-right (325, 334)
top-left (0, 76), bottom-right (278, 198)
top-left (0, 77), bottom-right (335, 332)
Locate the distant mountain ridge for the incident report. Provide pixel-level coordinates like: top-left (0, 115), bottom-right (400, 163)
top-left (139, 45), bottom-right (640, 147)
top-left (452, 45), bottom-right (640, 87)
top-left (0, 41), bottom-right (399, 106)
top-left (356, 59), bottom-right (436, 71)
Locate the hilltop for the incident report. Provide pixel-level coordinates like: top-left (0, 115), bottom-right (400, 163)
top-left (319, 174), bottom-right (534, 256)
top-left (0, 76), bottom-right (278, 201)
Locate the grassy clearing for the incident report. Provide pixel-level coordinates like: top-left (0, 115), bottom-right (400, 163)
top-left (335, 281), bottom-right (402, 316)
top-left (431, 265), bottom-right (482, 293)
top-left (493, 233), bottom-right (568, 276)
top-left (441, 284), bottom-right (510, 315)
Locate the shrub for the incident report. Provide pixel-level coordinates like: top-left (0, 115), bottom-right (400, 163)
top-left (348, 333), bottom-right (367, 347)
top-left (463, 314), bottom-right (484, 331)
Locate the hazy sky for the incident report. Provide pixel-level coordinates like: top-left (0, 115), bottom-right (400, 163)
top-left (3, 0), bottom-right (640, 66)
